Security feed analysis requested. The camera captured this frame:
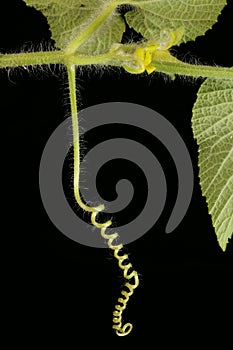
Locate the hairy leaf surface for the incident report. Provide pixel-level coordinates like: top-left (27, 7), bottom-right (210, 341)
top-left (192, 78), bottom-right (233, 250)
top-left (23, 0), bottom-right (125, 54)
top-left (125, 0), bottom-right (226, 44)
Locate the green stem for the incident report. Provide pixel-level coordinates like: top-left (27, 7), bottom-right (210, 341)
top-left (1, 50), bottom-right (233, 80)
top-left (0, 51), bottom-right (64, 68)
top-left (153, 60), bottom-right (233, 79)
top-left (69, 53), bottom-right (113, 65)
top-left (0, 51), bottom-right (114, 68)
top-left (64, 2), bottom-right (117, 55)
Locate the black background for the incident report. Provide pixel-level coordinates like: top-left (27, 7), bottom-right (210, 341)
top-left (1, 0), bottom-right (233, 347)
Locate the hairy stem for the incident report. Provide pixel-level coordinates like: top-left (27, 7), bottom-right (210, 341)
top-left (70, 53), bottom-right (113, 65)
top-left (153, 60), bottom-right (233, 79)
top-left (0, 51), bottom-right (112, 68)
top-left (1, 50), bottom-right (233, 81)
top-left (0, 51), bottom-right (64, 68)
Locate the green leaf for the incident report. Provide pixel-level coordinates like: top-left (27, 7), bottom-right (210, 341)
top-left (78, 13), bottom-right (125, 55)
top-left (125, 0), bottom-right (226, 44)
top-left (192, 78), bottom-right (233, 251)
top-left (23, 0), bottom-right (125, 54)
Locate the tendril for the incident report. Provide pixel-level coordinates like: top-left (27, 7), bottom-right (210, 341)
top-left (91, 211), bottom-right (139, 336)
top-left (67, 63), bottom-right (139, 336)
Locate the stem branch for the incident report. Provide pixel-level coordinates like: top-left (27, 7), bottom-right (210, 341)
top-left (154, 60), bottom-right (233, 79)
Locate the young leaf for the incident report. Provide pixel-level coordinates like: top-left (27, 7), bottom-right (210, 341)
top-left (125, 0), bottom-right (226, 44)
top-left (23, 0), bottom-right (125, 54)
top-left (192, 78), bottom-right (233, 251)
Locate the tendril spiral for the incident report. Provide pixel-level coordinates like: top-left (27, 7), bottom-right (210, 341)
top-left (67, 64), bottom-right (139, 336)
top-left (91, 210), bottom-right (139, 336)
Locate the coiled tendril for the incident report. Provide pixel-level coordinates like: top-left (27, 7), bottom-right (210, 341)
top-left (91, 210), bottom-right (139, 336)
top-left (67, 63), bottom-right (139, 336)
